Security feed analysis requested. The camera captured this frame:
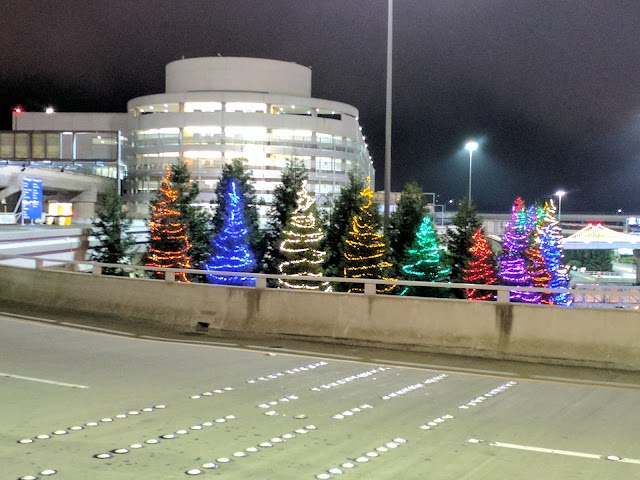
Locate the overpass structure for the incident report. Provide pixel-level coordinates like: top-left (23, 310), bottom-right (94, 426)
top-left (0, 130), bottom-right (120, 220)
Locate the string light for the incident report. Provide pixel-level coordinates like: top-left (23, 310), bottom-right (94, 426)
top-left (278, 180), bottom-right (331, 291)
top-left (344, 177), bottom-right (395, 293)
top-left (205, 180), bottom-right (256, 286)
top-left (463, 229), bottom-right (498, 301)
top-left (539, 200), bottom-right (571, 305)
top-left (145, 167), bottom-right (191, 282)
top-left (497, 197), bottom-right (538, 303)
top-left (400, 215), bottom-right (450, 296)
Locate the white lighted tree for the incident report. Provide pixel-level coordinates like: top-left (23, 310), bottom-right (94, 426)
top-left (278, 180), bottom-right (330, 291)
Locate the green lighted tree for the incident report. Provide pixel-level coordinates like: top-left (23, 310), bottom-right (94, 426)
top-left (400, 214), bottom-right (450, 297)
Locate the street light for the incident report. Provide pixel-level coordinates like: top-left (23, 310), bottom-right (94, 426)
top-left (555, 190), bottom-right (566, 222)
top-left (383, 0), bottom-right (393, 229)
top-left (464, 141), bottom-right (478, 202)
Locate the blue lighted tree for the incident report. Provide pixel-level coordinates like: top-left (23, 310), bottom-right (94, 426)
top-left (205, 180), bottom-right (256, 286)
top-left (539, 200), bottom-right (571, 306)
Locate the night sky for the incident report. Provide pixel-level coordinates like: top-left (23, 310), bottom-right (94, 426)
top-left (2, 0), bottom-right (639, 213)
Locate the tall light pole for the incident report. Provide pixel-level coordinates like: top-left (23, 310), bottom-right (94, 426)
top-left (464, 141), bottom-right (478, 202)
top-left (555, 190), bottom-right (566, 222)
top-left (383, 0), bottom-right (393, 229)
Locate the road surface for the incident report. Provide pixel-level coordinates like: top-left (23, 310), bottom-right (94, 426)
top-left (2, 313), bottom-right (640, 479)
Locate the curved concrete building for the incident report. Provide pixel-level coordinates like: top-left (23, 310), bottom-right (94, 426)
top-left (125, 57), bottom-right (374, 216)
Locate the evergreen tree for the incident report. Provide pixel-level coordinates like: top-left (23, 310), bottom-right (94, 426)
top-left (388, 181), bottom-right (427, 268)
top-left (400, 214), bottom-right (451, 297)
top-left (263, 159), bottom-right (308, 274)
top-left (323, 171), bottom-right (366, 290)
top-left (497, 197), bottom-right (537, 302)
top-left (212, 158), bottom-right (263, 264)
top-left (463, 228), bottom-right (498, 301)
top-left (445, 196), bottom-right (483, 284)
top-left (539, 200), bottom-right (571, 305)
top-left (278, 180), bottom-right (329, 291)
top-left (144, 168), bottom-right (191, 282)
top-left (169, 162), bottom-right (212, 270)
top-left (90, 184), bottom-right (135, 276)
top-left (344, 178), bottom-right (395, 293)
top-left (525, 236), bottom-right (549, 300)
top-left (204, 180), bottom-right (256, 286)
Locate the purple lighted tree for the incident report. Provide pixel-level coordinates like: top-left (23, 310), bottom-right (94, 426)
top-left (498, 197), bottom-right (538, 303)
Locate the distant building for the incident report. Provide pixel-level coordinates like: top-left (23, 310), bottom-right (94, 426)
top-left (12, 57), bottom-right (374, 219)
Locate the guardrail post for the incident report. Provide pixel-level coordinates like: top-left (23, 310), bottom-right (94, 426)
top-left (92, 265), bottom-right (102, 276)
top-left (497, 289), bottom-right (509, 304)
top-left (364, 282), bottom-right (376, 296)
top-left (256, 277), bottom-right (267, 289)
top-left (165, 271), bottom-right (175, 283)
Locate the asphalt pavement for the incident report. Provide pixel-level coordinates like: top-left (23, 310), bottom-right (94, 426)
top-left (2, 313), bottom-right (640, 479)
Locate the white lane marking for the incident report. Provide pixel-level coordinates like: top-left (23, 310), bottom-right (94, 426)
top-left (59, 322), bottom-right (135, 336)
top-left (0, 372), bottom-right (89, 389)
top-left (471, 439), bottom-right (640, 464)
top-left (0, 312), bottom-right (57, 323)
top-left (372, 359), bottom-right (518, 376)
top-left (491, 441), bottom-right (601, 459)
top-left (531, 375), bottom-right (640, 389)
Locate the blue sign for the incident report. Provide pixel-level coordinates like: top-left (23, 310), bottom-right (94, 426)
top-left (22, 176), bottom-right (43, 221)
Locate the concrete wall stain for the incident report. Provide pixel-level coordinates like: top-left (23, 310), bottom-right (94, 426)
top-left (496, 303), bottom-right (513, 351)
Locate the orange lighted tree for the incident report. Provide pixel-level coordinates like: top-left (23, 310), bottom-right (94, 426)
top-left (144, 167), bottom-right (191, 282)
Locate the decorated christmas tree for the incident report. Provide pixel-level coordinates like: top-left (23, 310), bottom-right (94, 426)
top-left (400, 214), bottom-right (450, 296)
top-left (497, 197), bottom-right (537, 302)
top-left (144, 167), bottom-right (192, 282)
top-left (344, 177), bottom-right (395, 293)
top-left (524, 235), bottom-right (548, 304)
top-left (463, 228), bottom-right (498, 301)
top-left (205, 180), bottom-right (256, 286)
top-left (278, 180), bottom-right (330, 291)
top-left (539, 200), bottom-right (571, 305)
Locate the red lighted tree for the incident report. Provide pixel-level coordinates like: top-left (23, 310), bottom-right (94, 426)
top-left (463, 228), bottom-right (498, 301)
top-left (144, 167), bottom-right (191, 282)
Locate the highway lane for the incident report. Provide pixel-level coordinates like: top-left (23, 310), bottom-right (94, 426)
top-left (2, 314), bottom-right (640, 479)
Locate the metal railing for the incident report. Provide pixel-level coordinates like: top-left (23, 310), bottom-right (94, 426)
top-left (0, 253), bottom-right (607, 307)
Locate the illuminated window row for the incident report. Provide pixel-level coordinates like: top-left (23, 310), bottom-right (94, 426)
top-left (131, 102), bottom-right (352, 120)
top-left (129, 155), bottom-right (353, 173)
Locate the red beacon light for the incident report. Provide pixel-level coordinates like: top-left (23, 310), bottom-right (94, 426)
top-left (13, 106), bottom-right (24, 114)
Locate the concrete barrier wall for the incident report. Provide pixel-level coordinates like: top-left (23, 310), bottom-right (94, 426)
top-left (1, 265), bottom-right (638, 371)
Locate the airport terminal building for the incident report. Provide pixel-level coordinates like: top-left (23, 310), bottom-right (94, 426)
top-left (10, 57), bottom-right (374, 219)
